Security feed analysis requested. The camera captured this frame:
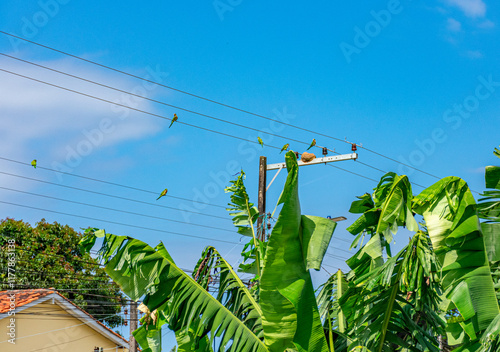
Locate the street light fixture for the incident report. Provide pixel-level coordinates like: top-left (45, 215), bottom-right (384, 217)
top-left (327, 216), bottom-right (347, 222)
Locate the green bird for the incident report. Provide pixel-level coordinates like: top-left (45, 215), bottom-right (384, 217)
top-left (280, 143), bottom-right (289, 154)
top-left (169, 114), bottom-right (178, 128)
top-left (257, 137), bottom-right (264, 147)
top-left (31, 159), bottom-right (37, 169)
top-left (156, 188), bottom-right (168, 200)
top-left (307, 139), bottom-right (316, 150)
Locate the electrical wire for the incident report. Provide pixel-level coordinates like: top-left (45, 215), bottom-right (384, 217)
top-left (0, 268), bottom-right (112, 281)
top-left (327, 164), bottom-right (379, 183)
top-left (4, 242), bottom-right (106, 267)
top-left (325, 253), bottom-right (350, 261)
top-left (0, 30), bottom-right (452, 181)
top-left (0, 69), bottom-right (454, 194)
top-left (0, 186), bottom-right (235, 233)
top-left (0, 53), bottom-right (323, 152)
top-left (0, 200), bottom-right (242, 244)
top-left (0, 169), bottom-right (230, 221)
top-left (4, 238), bottom-right (197, 273)
top-left (0, 67), bottom-right (442, 192)
top-left (2, 198), bottom-right (354, 272)
top-left (0, 68), bottom-right (284, 152)
top-left (0, 156), bottom-right (229, 210)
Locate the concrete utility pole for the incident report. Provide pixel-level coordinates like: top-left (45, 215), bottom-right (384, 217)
top-left (129, 301), bottom-right (138, 352)
top-left (257, 151), bottom-right (358, 236)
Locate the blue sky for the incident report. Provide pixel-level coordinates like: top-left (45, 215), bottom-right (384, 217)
top-left (1, 0), bottom-right (499, 348)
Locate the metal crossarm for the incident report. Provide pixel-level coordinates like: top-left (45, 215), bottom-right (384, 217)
top-left (266, 153), bottom-right (358, 171)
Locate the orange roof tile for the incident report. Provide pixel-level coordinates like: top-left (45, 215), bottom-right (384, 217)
top-left (0, 288), bottom-right (54, 314)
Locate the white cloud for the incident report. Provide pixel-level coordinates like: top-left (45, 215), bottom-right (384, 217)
top-left (447, 18), bottom-right (462, 32)
top-left (444, 0), bottom-right (486, 18)
top-left (0, 53), bottom-right (170, 190)
top-left (478, 19), bottom-right (495, 29)
top-left (465, 50), bottom-right (483, 59)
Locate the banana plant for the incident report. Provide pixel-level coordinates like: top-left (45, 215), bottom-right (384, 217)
top-left (321, 164), bottom-right (500, 351)
top-left (332, 171), bottom-right (444, 351)
top-left (80, 151), bottom-right (337, 352)
top-left (413, 176), bottom-right (500, 348)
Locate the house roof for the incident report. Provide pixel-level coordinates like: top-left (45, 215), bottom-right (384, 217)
top-left (0, 288), bottom-right (54, 313)
top-left (0, 289), bottom-right (129, 348)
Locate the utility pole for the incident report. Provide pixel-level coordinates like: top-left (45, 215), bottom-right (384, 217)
top-left (129, 301), bottom-right (138, 352)
top-left (257, 156), bottom-right (267, 241)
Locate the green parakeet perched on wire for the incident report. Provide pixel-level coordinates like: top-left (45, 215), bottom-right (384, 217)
top-left (307, 139), bottom-right (316, 150)
top-left (31, 159), bottom-right (37, 169)
top-left (257, 137), bottom-right (264, 147)
top-left (156, 188), bottom-right (168, 200)
top-left (280, 144), bottom-right (289, 154)
top-left (169, 114), bottom-right (178, 128)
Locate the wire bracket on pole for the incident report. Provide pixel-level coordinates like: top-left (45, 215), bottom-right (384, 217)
top-left (266, 164), bottom-right (284, 191)
top-left (266, 153), bottom-right (358, 171)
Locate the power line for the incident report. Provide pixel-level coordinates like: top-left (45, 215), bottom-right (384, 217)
top-left (331, 236), bottom-right (353, 244)
top-left (327, 163), bottom-right (378, 183)
top-left (0, 30), bottom-right (449, 181)
top-left (4, 233), bottom-right (208, 276)
top-left (3, 259), bottom-right (194, 280)
top-left (4, 240), bottom-right (106, 267)
top-left (327, 163), bottom-right (444, 192)
top-left (0, 156), bottom-right (228, 210)
top-left (0, 67), bottom-right (443, 192)
top-left (361, 146), bottom-right (440, 179)
top-left (326, 246), bottom-right (353, 256)
top-left (4, 236), bottom-right (198, 273)
top-left (0, 200), bottom-right (242, 245)
top-left (0, 57), bottom-right (418, 190)
top-left (0, 267), bottom-right (111, 281)
top-left (0, 68), bottom-right (284, 152)
top-left (0, 53), bottom-right (323, 152)
top-left (0, 169), bottom-right (230, 221)
top-left (0, 70), bottom-right (445, 192)
top-left (0, 186), bottom-right (235, 233)
top-left (0, 63), bottom-right (415, 191)
top-left (3, 197), bottom-right (353, 268)
top-left (325, 253), bottom-right (349, 261)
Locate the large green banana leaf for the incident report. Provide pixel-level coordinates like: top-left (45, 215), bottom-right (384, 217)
top-left (479, 148), bottom-right (500, 262)
top-left (316, 269), bottom-right (349, 351)
top-left (225, 171), bottom-right (260, 238)
top-left (413, 177), bottom-right (500, 342)
top-left (346, 172), bottom-right (417, 262)
top-left (317, 269), bottom-right (348, 334)
top-left (260, 151), bottom-right (334, 352)
top-left (225, 171), bottom-right (264, 277)
top-left (80, 231), bottom-right (268, 352)
top-left (372, 173), bottom-right (419, 241)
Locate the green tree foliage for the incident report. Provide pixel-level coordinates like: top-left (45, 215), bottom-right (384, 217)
top-left (0, 218), bottom-right (125, 328)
